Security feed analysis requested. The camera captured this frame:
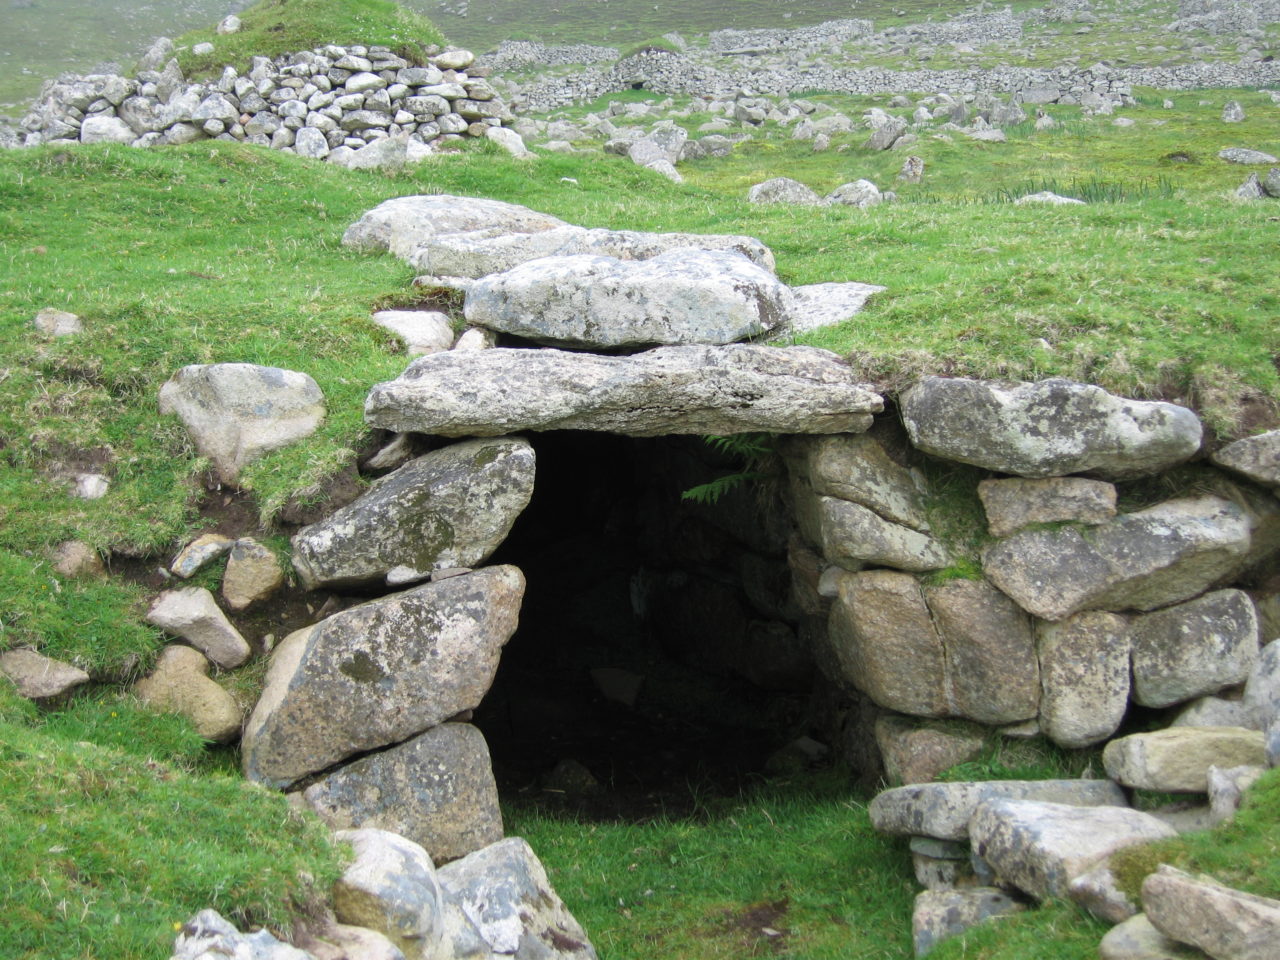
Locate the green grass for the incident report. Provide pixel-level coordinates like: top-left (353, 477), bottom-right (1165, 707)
top-left (0, 685), bottom-right (342, 960)
top-left (175, 0), bottom-right (446, 78)
top-left (1110, 767), bottom-right (1280, 901)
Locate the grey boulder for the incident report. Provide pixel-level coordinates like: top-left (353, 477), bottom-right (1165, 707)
top-left (437, 837), bottom-right (597, 960)
top-left (462, 250), bottom-right (791, 349)
top-left (343, 195), bottom-right (566, 260)
top-left (145, 587), bottom-right (251, 669)
top-left (1037, 611), bottom-right (1131, 748)
top-left (0, 648), bottom-right (90, 703)
top-left (334, 828), bottom-right (445, 960)
top-left (978, 476), bottom-right (1116, 538)
top-left (1212, 429), bottom-right (1280, 489)
top-left (171, 909), bottom-right (313, 960)
top-left (982, 495), bottom-right (1255, 620)
top-left (1099, 913), bottom-right (1210, 960)
top-left (784, 281), bottom-right (887, 334)
top-left (868, 778), bottom-right (1128, 841)
top-left (1143, 865), bottom-right (1280, 960)
top-left (303, 723), bottom-right (503, 864)
top-left (748, 177), bottom-right (823, 205)
top-left (1102, 728), bottom-right (1267, 792)
top-left (410, 224), bottom-right (776, 279)
top-left (1129, 589), bottom-right (1260, 708)
top-left (901, 377), bottom-right (1202, 479)
top-left (969, 799), bottom-right (1177, 900)
top-left (242, 568), bottom-right (524, 788)
top-left (158, 363), bottom-right (325, 484)
top-left (365, 345), bottom-right (883, 438)
top-left (912, 888), bottom-right (1024, 957)
top-left (291, 438), bottom-right (534, 591)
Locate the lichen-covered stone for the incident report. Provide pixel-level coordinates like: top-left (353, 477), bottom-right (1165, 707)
top-left (1212, 429), bottom-right (1280, 489)
top-left (1037, 611), bottom-right (1130, 748)
top-left (462, 249), bottom-right (791, 349)
top-left (292, 438), bottom-right (534, 591)
top-left (1103, 728), bottom-right (1267, 792)
top-left (242, 568), bottom-right (523, 788)
top-left (798, 433), bottom-right (930, 530)
top-left (820, 497), bottom-right (950, 573)
top-left (912, 888), bottom-right (1024, 957)
top-left (925, 578), bottom-right (1039, 725)
top-left (978, 476), bottom-right (1116, 538)
top-left (303, 723), bottom-right (502, 865)
top-left (1130, 590), bottom-right (1259, 708)
top-left (969, 799), bottom-right (1177, 901)
top-left (365, 345), bottom-right (882, 438)
top-left (1143, 865), bottom-right (1280, 960)
top-left (901, 377), bottom-right (1202, 479)
top-left (982, 496), bottom-right (1254, 620)
top-left (158, 363), bottom-right (324, 483)
top-left (868, 778), bottom-right (1128, 841)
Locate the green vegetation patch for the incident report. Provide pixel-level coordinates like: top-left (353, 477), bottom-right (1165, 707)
top-left (0, 701), bottom-right (342, 960)
top-left (1110, 767), bottom-right (1280, 902)
top-left (176, 0), bottom-right (446, 78)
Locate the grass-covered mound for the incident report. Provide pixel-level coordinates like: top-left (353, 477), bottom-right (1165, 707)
top-left (2, 79), bottom-right (1279, 957)
top-left (175, 0), bottom-right (447, 77)
top-left (0, 685), bottom-right (342, 960)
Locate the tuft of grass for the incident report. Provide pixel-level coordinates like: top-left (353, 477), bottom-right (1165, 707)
top-left (175, 0), bottom-right (446, 78)
top-left (1110, 767), bottom-right (1280, 903)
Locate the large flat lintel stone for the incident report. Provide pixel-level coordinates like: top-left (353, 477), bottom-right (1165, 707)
top-left (365, 345), bottom-right (883, 438)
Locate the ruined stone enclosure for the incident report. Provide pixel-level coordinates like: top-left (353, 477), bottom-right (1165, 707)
top-left (203, 195), bottom-right (1280, 873)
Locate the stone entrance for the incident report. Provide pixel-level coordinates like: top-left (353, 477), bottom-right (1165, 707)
top-left (476, 431), bottom-right (817, 819)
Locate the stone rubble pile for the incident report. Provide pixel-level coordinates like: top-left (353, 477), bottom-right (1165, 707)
top-left (12, 38), bottom-right (520, 164)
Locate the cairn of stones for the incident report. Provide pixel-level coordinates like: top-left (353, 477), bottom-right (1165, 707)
top-left (13, 32), bottom-right (515, 165)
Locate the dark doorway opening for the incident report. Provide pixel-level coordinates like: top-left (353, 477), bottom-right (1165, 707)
top-left (476, 431), bottom-right (817, 821)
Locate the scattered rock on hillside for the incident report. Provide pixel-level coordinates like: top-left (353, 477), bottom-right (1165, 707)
top-left (1237, 173), bottom-right (1266, 198)
top-left (171, 909), bottom-right (312, 960)
top-left (748, 177), bottom-right (824, 205)
top-left (1143, 865), bottom-right (1280, 960)
top-left (303, 723), bottom-right (503, 864)
top-left (785, 281), bottom-right (887, 334)
top-left (342, 195), bottom-right (566, 260)
top-left (291, 439), bottom-right (534, 591)
top-left (1265, 168), bottom-right (1280, 198)
top-left (1222, 100), bottom-right (1245, 122)
top-left (243, 568), bottom-right (523, 788)
top-left (34, 307), bottom-right (82, 337)
top-left (158, 363), bottom-right (325, 485)
top-left (370, 309), bottom-right (456, 356)
top-left (902, 377), bottom-right (1202, 479)
top-left (826, 179), bottom-right (883, 207)
top-left (1128, 589), bottom-right (1259, 708)
top-left (898, 155), bottom-right (924, 182)
top-left (132, 645), bottom-right (242, 743)
top-left (437, 837), bottom-right (598, 960)
top-left (969, 799), bottom-right (1177, 900)
top-left (1219, 148), bottom-right (1279, 165)
top-left (170, 533), bottom-right (233, 579)
top-left (51, 540), bottom-right (105, 579)
top-left (912, 888), bottom-right (1025, 957)
top-left (221, 538), bottom-right (284, 612)
top-left (1103, 728), bottom-right (1267, 792)
top-left (0, 648), bottom-right (90, 703)
top-left (145, 587), bottom-right (251, 669)
top-left (1014, 191), bottom-right (1085, 205)
top-left (868, 778), bottom-right (1128, 841)
top-left (485, 126), bottom-right (530, 157)
top-left (983, 495), bottom-right (1254, 620)
top-left (462, 249), bottom-right (791, 349)
top-left (365, 345), bottom-right (883, 438)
